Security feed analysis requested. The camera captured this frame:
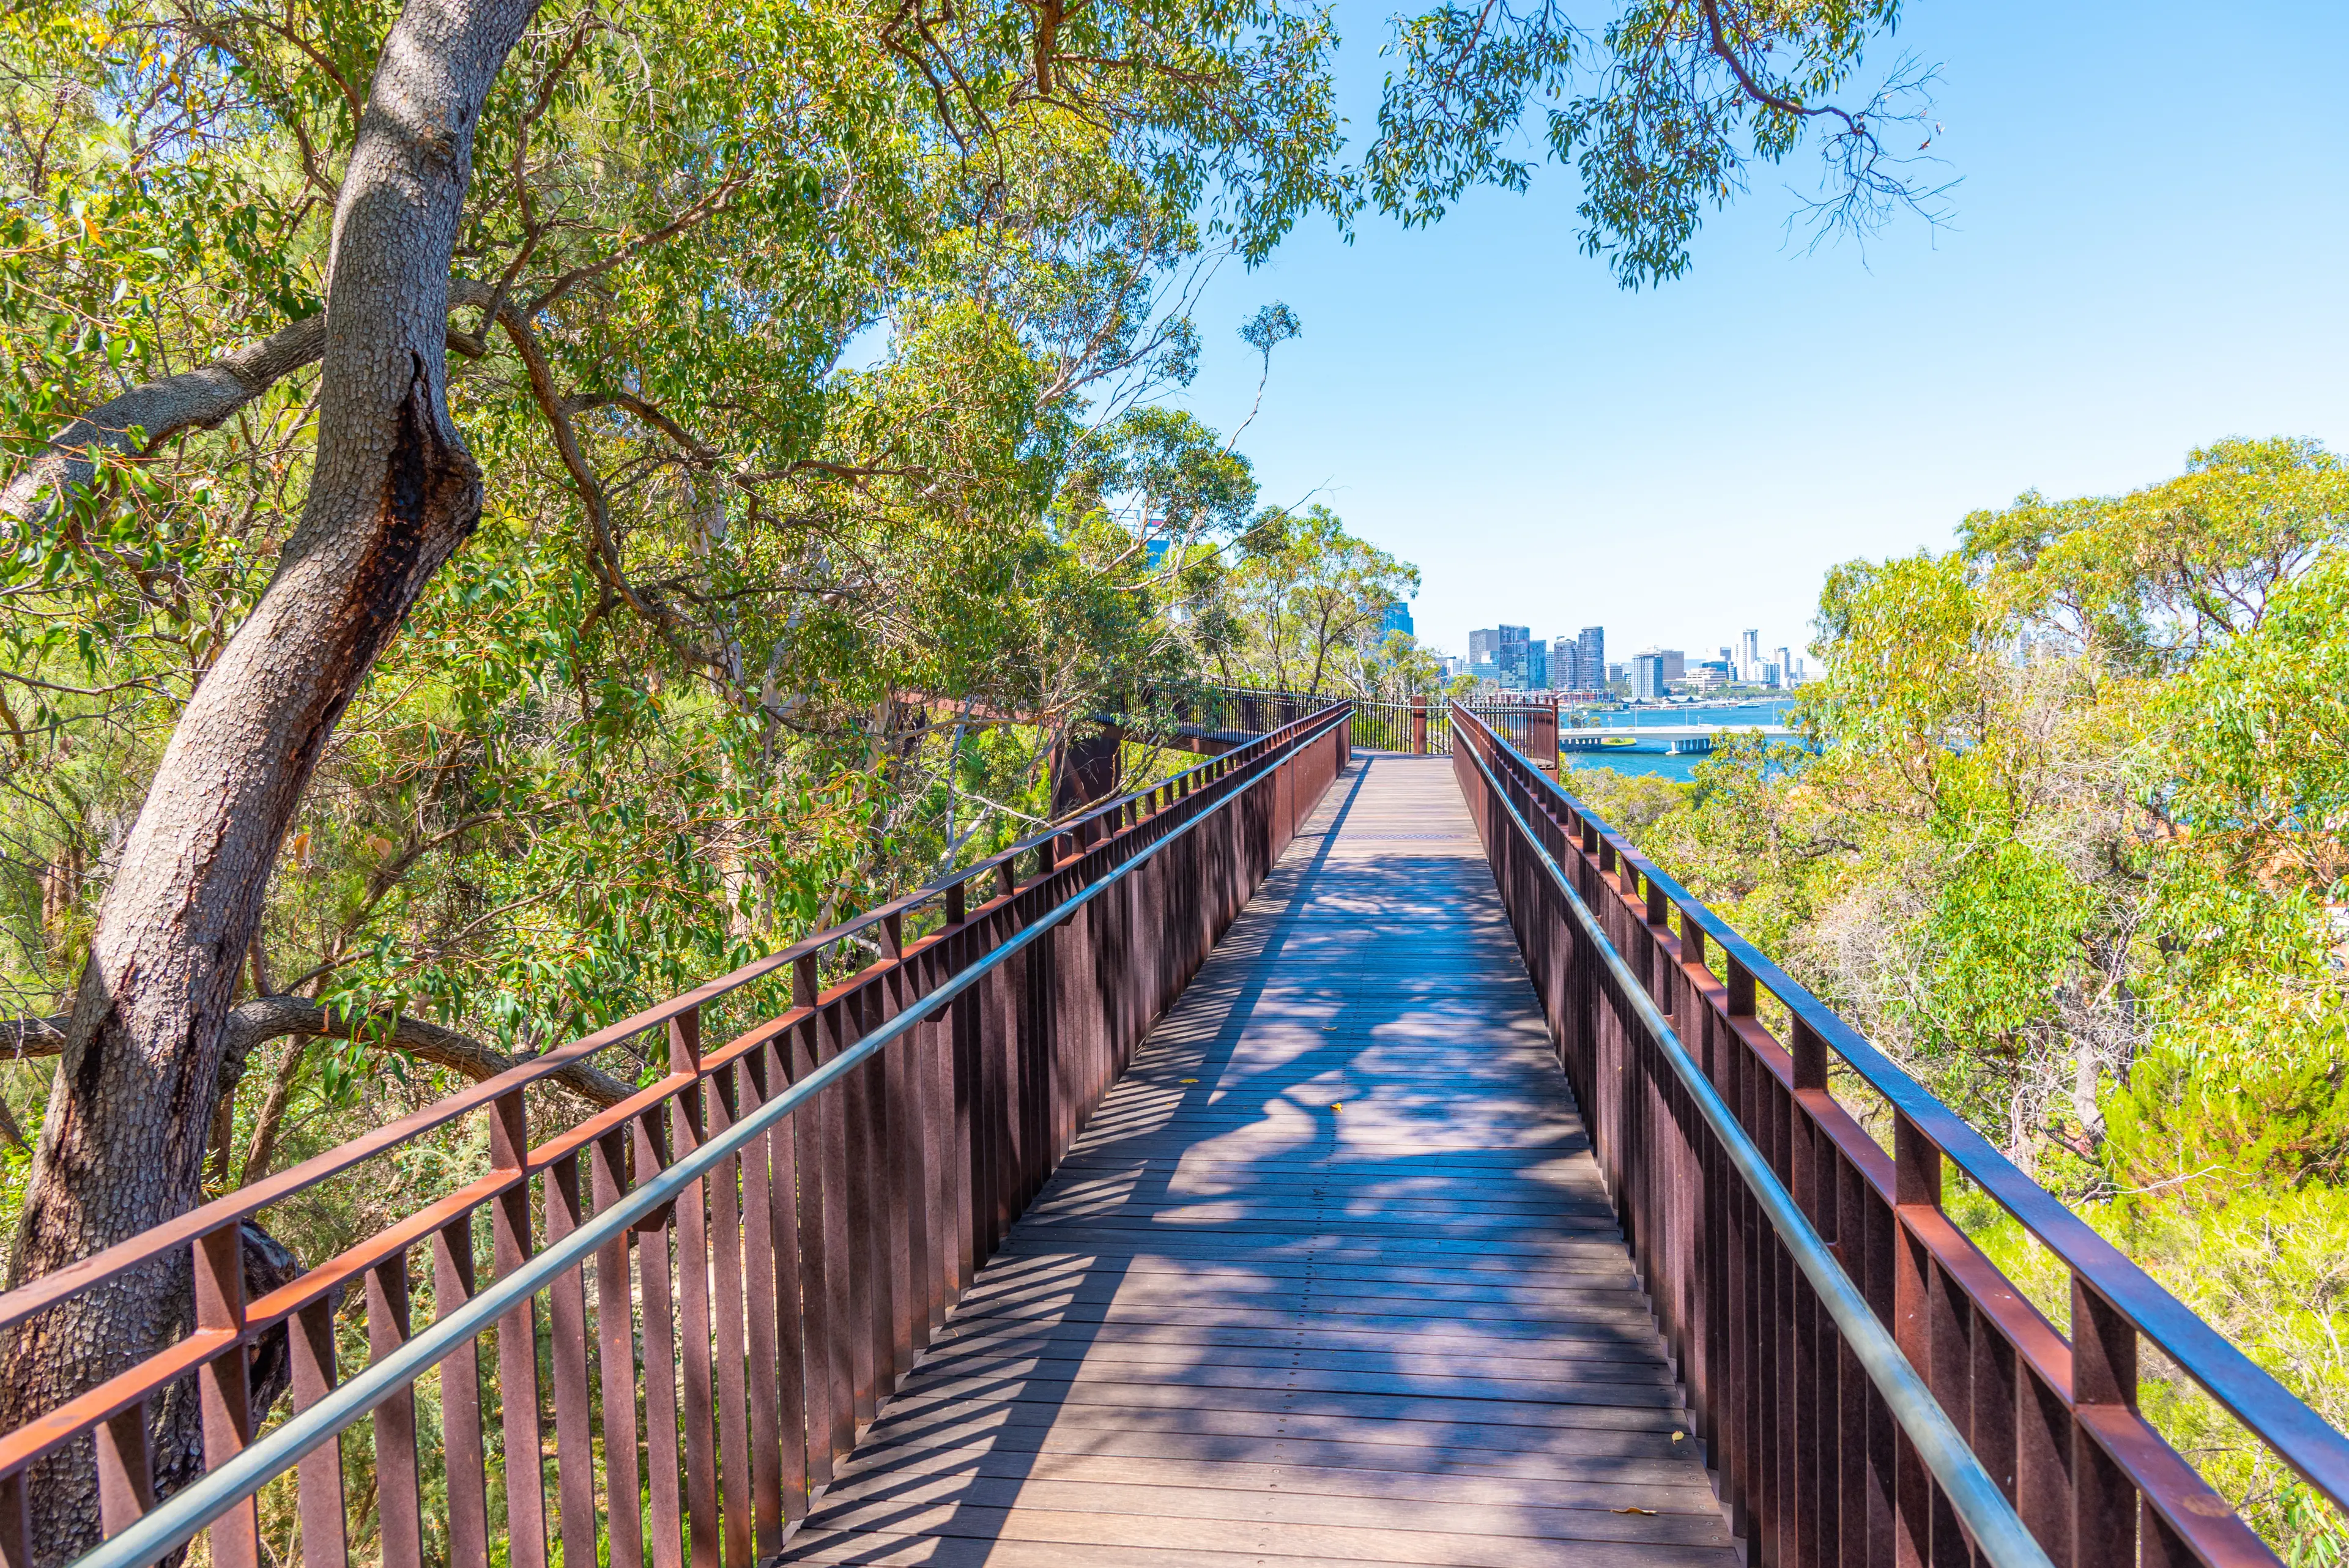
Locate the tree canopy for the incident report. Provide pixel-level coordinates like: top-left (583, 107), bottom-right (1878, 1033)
top-left (1567, 437), bottom-right (2349, 1552)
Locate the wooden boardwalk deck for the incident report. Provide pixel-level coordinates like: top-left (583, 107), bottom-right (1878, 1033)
top-left (784, 755), bottom-right (1737, 1567)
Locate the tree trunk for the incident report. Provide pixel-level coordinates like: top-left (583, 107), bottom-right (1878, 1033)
top-left (0, 1), bottom-right (538, 1556)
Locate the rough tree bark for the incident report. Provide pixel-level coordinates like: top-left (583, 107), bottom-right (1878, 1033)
top-left (0, 0), bottom-right (540, 1555)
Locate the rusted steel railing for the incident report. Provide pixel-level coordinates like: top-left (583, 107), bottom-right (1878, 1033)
top-left (0, 702), bottom-right (1354, 1568)
top-left (1346, 694), bottom-right (1559, 760)
top-left (1343, 694), bottom-right (1419, 752)
top-left (1452, 706), bottom-right (2346, 1568)
top-left (1173, 682), bottom-right (1323, 743)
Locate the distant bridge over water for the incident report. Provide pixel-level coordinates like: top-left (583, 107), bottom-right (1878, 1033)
top-left (1562, 721), bottom-right (1802, 755)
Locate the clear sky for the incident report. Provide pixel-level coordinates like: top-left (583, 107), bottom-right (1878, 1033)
top-left (1166, 0), bottom-right (2349, 663)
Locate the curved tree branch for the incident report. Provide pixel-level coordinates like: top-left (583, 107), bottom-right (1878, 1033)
top-left (6, 1000), bottom-right (633, 1109)
top-left (0, 315), bottom-right (330, 527)
top-left (1, 277), bottom-right (513, 531)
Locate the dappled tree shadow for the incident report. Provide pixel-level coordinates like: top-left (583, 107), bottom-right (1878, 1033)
top-left (783, 757), bottom-right (1737, 1564)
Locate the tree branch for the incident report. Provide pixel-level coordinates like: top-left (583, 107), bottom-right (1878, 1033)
top-left (1, 314), bottom-right (328, 527)
top-left (519, 174), bottom-right (751, 319)
top-left (1, 275), bottom-right (519, 530)
top-left (6, 1000), bottom-right (634, 1109)
top-left (1696, 0), bottom-right (1864, 135)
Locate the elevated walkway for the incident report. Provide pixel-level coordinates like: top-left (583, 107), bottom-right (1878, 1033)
top-left (12, 704), bottom-right (2331, 1568)
top-left (787, 757), bottom-right (1735, 1564)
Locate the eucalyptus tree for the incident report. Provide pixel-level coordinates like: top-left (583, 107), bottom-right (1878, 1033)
top-left (1209, 503), bottom-right (1419, 693)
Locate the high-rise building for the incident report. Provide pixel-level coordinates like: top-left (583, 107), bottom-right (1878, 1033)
top-left (1496, 625), bottom-right (1531, 688)
top-left (1382, 601), bottom-right (1416, 639)
top-left (1631, 652), bottom-right (1668, 700)
top-left (1575, 626), bottom-right (1605, 692)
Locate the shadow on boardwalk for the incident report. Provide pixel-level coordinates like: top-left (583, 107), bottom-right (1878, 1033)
top-left (782, 756), bottom-right (1739, 1567)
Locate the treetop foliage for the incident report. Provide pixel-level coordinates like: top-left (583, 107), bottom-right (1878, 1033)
top-left (1568, 437), bottom-right (2349, 1553)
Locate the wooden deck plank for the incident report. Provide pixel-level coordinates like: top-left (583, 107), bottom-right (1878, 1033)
top-left (781, 756), bottom-right (1734, 1566)
top-left (810, 1447), bottom-right (1723, 1512)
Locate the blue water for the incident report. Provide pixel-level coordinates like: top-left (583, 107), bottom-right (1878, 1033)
top-left (1564, 698), bottom-right (1797, 782)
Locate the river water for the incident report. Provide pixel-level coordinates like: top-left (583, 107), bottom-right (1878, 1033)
top-left (1561, 697), bottom-right (1798, 782)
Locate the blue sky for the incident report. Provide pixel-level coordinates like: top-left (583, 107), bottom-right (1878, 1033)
top-left (1166, 0), bottom-right (2349, 663)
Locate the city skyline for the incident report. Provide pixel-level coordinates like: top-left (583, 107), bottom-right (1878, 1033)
top-left (1163, 1), bottom-right (2345, 672)
top-left (1439, 617), bottom-right (1804, 671)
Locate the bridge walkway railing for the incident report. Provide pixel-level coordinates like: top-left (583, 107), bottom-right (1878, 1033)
top-left (0, 705), bottom-right (1353, 1568)
top-left (1452, 704), bottom-right (2347, 1568)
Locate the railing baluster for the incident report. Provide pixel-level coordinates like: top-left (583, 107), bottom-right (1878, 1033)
top-left (918, 921), bottom-right (956, 1336)
top-left (789, 953), bottom-right (843, 1484)
top-left (1893, 1112), bottom-right (1940, 1568)
top-left (1928, 1257), bottom-right (1974, 1568)
top-left (837, 989), bottom-right (881, 1427)
top-left (192, 1224), bottom-right (258, 1568)
top-left (2072, 1278), bottom-right (2141, 1568)
top-left (879, 913), bottom-right (924, 1380)
top-left (815, 987), bottom-right (859, 1455)
top-left (94, 1405), bottom-right (153, 1539)
top-left (592, 1129), bottom-right (646, 1568)
top-left (951, 883), bottom-right (985, 1297)
top-left (735, 1046), bottom-right (788, 1554)
top-left (0, 1470), bottom-right (28, 1568)
top-left (366, 1253), bottom-right (423, 1568)
top-left (703, 1063), bottom-right (753, 1568)
top-left (635, 1106), bottom-right (686, 1568)
top-left (1837, 1154), bottom-right (1873, 1568)
top-left (666, 1009), bottom-right (720, 1568)
top-left (288, 1296), bottom-right (346, 1568)
top-left (432, 1217), bottom-right (491, 1568)
top-left (487, 1090), bottom-right (549, 1568)
top-left (544, 1153), bottom-right (596, 1568)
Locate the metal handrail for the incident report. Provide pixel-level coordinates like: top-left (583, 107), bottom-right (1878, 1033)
top-left (0, 699), bottom-right (1337, 1336)
top-left (66, 703), bottom-right (1354, 1568)
top-left (1452, 713), bottom-right (2057, 1568)
top-left (1479, 709), bottom-right (2349, 1517)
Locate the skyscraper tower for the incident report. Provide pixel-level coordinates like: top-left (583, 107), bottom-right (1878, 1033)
top-left (1498, 625), bottom-right (1530, 688)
